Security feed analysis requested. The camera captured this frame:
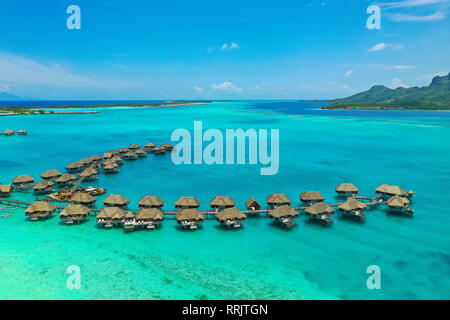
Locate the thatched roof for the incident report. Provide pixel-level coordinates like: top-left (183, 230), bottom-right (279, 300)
top-left (97, 207), bottom-right (126, 219)
top-left (138, 196), bottom-right (164, 207)
top-left (12, 175), bottom-right (35, 184)
top-left (3, 129), bottom-right (14, 135)
top-left (135, 149), bottom-right (146, 155)
top-left (0, 184), bottom-right (13, 194)
top-left (245, 197), bottom-right (259, 208)
top-left (33, 180), bottom-right (54, 190)
top-left (124, 151), bottom-right (137, 157)
top-left (338, 198), bottom-right (367, 211)
top-left (153, 146), bottom-right (166, 152)
top-left (111, 156), bottom-right (123, 163)
top-left (103, 194), bottom-right (130, 206)
top-left (79, 158), bottom-right (93, 165)
top-left (176, 208), bottom-right (204, 221)
top-left (59, 204), bottom-right (90, 217)
top-left (136, 208), bottom-right (164, 221)
top-left (66, 162), bottom-right (83, 170)
top-left (104, 162), bottom-right (118, 170)
top-left (144, 142), bottom-right (155, 148)
top-left (335, 183), bottom-right (359, 193)
top-left (375, 184), bottom-right (407, 196)
top-left (56, 174), bottom-right (77, 183)
top-left (18, 129), bottom-right (27, 134)
top-left (124, 211), bottom-right (135, 219)
top-left (268, 205), bottom-right (298, 218)
top-left (108, 150), bottom-right (119, 155)
top-left (300, 191), bottom-right (325, 202)
top-left (70, 192), bottom-right (97, 204)
top-left (305, 202), bottom-right (335, 215)
top-left (25, 201), bottom-right (56, 214)
top-left (216, 207), bottom-right (246, 221)
top-left (80, 167), bottom-right (98, 177)
top-left (128, 144), bottom-right (140, 150)
top-left (103, 152), bottom-right (113, 159)
top-left (387, 196), bottom-right (410, 207)
top-left (89, 154), bottom-right (103, 161)
top-left (210, 196), bottom-right (235, 207)
top-left (161, 142), bottom-right (174, 148)
top-left (40, 169), bottom-right (62, 179)
top-left (118, 147), bottom-right (130, 153)
top-left (266, 194), bottom-right (291, 205)
top-left (175, 196), bottom-right (200, 207)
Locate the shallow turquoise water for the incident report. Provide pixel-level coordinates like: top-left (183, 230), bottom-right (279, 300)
top-left (0, 101), bottom-right (449, 299)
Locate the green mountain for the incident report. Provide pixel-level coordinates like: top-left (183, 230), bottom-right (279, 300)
top-left (324, 72), bottom-right (450, 110)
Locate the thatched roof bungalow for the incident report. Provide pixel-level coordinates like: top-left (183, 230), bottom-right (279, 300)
top-left (300, 191), bottom-right (325, 204)
top-left (118, 147), bottom-right (130, 154)
top-left (175, 196), bottom-right (200, 209)
top-left (40, 169), bottom-right (62, 180)
top-left (375, 184), bottom-right (407, 197)
top-left (128, 144), bottom-right (141, 150)
top-left (138, 196), bottom-right (164, 209)
top-left (266, 194), bottom-right (291, 208)
top-left (134, 208), bottom-right (164, 230)
top-left (103, 194), bottom-right (130, 208)
top-left (245, 197), bottom-right (261, 211)
top-left (25, 201), bottom-right (56, 221)
top-left (111, 155), bottom-right (123, 164)
top-left (103, 161), bottom-right (119, 173)
top-left (80, 167), bottom-right (98, 180)
top-left (103, 152), bottom-right (113, 159)
top-left (18, 130), bottom-right (27, 135)
top-left (161, 143), bottom-right (175, 150)
top-left (216, 207), bottom-right (246, 228)
top-left (176, 208), bottom-right (204, 230)
top-left (144, 142), bottom-right (156, 151)
top-left (135, 149), bottom-right (147, 157)
top-left (96, 207), bottom-right (127, 228)
top-left (124, 151), bottom-right (138, 160)
top-left (153, 146), bottom-right (166, 154)
top-left (305, 202), bottom-right (335, 225)
top-left (59, 204), bottom-right (90, 224)
top-left (89, 154), bottom-right (103, 162)
top-left (0, 184), bottom-right (13, 197)
top-left (268, 205), bottom-right (298, 228)
top-left (56, 174), bottom-right (77, 186)
top-left (387, 196), bottom-right (412, 214)
top-left (33, 180), bottom-right (55, 194)
top-left (335, 183), bottom-right (359, 196)
top-left (338, 198), bottom-right (367, 221)
top-left (3, 129), bottom-right (14, 136)
top-left (210, 196), bottom-right (235, 210)
top-left (70, 192), bottom-right (97, 207)
top-left (12, 174), bottom-right (35, 188)
top-left (65, 161), bottom-right (84, 172)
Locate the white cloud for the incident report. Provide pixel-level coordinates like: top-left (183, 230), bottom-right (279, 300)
top-left (367, 43), bottom-right (387, 52)
top-left (380, 0), bottom-right (448, 9)
top-left (194, 86), bottom-right (204, 92)
top-left (0, 83), bottom-right (11, 93)
top-left (345, 70), bottom-right (354, 77)
top-left (389, 11), bottom-right (446, 21)
top-left (220, 43), bottom-right (228, 50)
top-left (220, 43), bottom-right (239, 51)
top-left (211, 81), bottom-right (243, 92)
top-left (0, 52), bottom-right (141, 90)
top-left (390, 78), bottom-right (407, 88)
top-left (393, 65), bottom-right (416, 70)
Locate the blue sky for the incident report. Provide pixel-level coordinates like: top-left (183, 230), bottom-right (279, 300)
top-left (0, 0), bottom-right (449, 100)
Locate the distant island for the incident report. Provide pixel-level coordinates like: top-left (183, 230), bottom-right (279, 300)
top-left (323, 72), bottom-right (450, 110)
top-left (0, 100), bottom-right (211, 116)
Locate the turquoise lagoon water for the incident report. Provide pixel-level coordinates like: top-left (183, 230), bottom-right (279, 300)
top-left (0, 101), bottom-right (449, 299)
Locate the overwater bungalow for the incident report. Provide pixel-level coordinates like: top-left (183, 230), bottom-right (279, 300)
top-left (25, 201), bottom-right (56, 221)
top-left (128, 144), bottom-right (141, 150)
top-left (135, 208), bottom-right (164, 230)
top-left (80, 167), bottom-right (98, 180)
top-left (18, 129), bottom-right (27, 135)
top-left (96, 207), bottom-right (127, 228)
top-left (40, 169), bottom-right (62, 181)
top-left (70, 192), bottom-right (97, 207)
top-left (407, 190), bottom-right (415, 199)
top-left (33, 180), bottom-right (55, 194)
top-left (124, 151), bottom-right (138, 160)
top-left (12, 174), bottom-right (35, 189)
top-left (210, 196), bottom-right (235, 212)
top-left (375, 184), bottom-right (407, 199)
top-left (65, 161), bottom-right (84, 173)
top-left (103, 162), bottom-right (119, 174)
top-left (3, 129), bottom-right (14, 136)
top-left (103, 194), bottom-right (130, 209)
top-left (59, 204), bottom-right (90, 224)
top-left (144, 142), bottom-right (156, 151)
top-left (138, 196), bottom-right (164, 209)
top-left (108, 150), bottom-right (119, 156)
top-left (268, 205), bottom-right (299, 228)
top-left (103, 152), bottom-right (113, 160)
top-left (118, 147), bottom-right (130, 154)
top-left (335, 183), bottom-right (359, 197)
top-left (300, 191), bottom-right (325, 205)
top-left (175, 196), bottom-right (200, 209)
top-left (153, 146), bottom-right (167, 154)
top-left (0, 184), bottom-right (13, 197)
top-left (338, 198), bottom-right (367, 221)
top-left (161, 143), bottom-right (175, 150)
top-left (176, 208), bottom-right (204, 230)
top-left (387, 196), bottom-right (413, 216)
top-left (245, 197), bottom-right (261, 211)
top-left (305, 202), bottom-right (335, 225)
top-left (135, 149), bottom-right (147, 157)
top-left (89, 154), bottom-right (103, 162)
top-left (216, 207), bottom-right (246, 229)
top-left (266, 194), bottom-right (291, 208)
top-left (56, 173), bottom-right (77, 187)
top-left (111, 155), bottom-right (124, 164)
